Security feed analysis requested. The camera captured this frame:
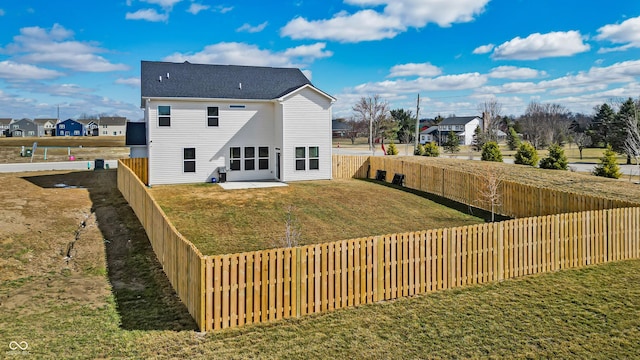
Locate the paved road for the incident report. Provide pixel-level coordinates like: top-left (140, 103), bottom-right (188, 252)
top-left (332, 147), bottom-right (640, 176)
top-left (0, 159), bottom-right (119, 173)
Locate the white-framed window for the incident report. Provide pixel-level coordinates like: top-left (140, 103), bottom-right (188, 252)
top-left (309, 146), bottom-right (319, 170)
top-left (295, 147), bottom-right (305, 170)
top-left (59, 124), bottom-right (65, 129)
top-left (28, 131), bottom-right (35, 136)
top-left (74, 130), bottom-right (80, 135)
top-left (258, 147), bottom-right (269, 170)
top-left (207, 107), bottom-right (219, 127)
top-left (184, 148), bottom-right (196, 172)
top-left (158, 105), bottom-right (171, 126)
top-left (230, 147), bottom-right (241, 171)
top-left (244, 147), bottom-right (255, 170)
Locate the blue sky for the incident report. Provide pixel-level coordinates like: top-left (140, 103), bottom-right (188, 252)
top-left (0, 0), bottom-right (639, 121)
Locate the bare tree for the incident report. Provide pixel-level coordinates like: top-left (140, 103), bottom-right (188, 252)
top-left (477, 165), bottom-right (505, 222)
top-left (622, 103), bottom-right (640, 179)
top-left (572, 131), bottom-right (592, 160)
top-left (517, 102), bottom-right (571, 149)
top-left (477, 99), bottom-right (503, 140)
top-left (274, 205), bottom-right (301, 248)
top-left (352, 95), bottom-right (390, 155)
top-left (346, 118), bottom-right (367, 145)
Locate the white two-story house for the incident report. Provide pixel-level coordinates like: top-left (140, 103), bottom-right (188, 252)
top-left (434, 116), bottom-right (483, 145)
top-left (140, 60), bottom-right (336, 186)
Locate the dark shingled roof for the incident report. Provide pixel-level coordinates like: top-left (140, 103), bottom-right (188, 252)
top-left (140, 61), bottom-right (314, 106)
top-left (126, 122), bottom-right (146, 146)
top-left (438, 116), bottom-right (480, 126)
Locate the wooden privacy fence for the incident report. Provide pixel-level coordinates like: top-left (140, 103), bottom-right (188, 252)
top-left (117, 159), bottom-right (206, 331)
top-left (365, 156), bottom-right (640, 218)
top-left (120, 157), bottom-right (149, 185)
top-left (117, 155), bottom-right (640, 332)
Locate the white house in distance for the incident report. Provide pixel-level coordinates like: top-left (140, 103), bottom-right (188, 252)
top-left (99, 116), bottom-right (127, 136)
top-left (419, 116), bottom-right (482, 146)
top-left (140, 60), bottom-right (336, 185)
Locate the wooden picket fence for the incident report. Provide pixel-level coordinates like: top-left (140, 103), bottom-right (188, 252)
top-left (117, 155), bottom-right (640, 332)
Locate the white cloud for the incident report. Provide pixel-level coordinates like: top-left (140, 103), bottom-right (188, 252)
top-left (187, 3), bottom-right (209, 14)
top-left (388, 62), bottom-right (441, 78)
top-left (491, 31), bottom-right (590, 60)
top-left (596, 16), bottom-right (640, 52)
top-left (473, 43), bottom-right (494, 54)
top-left (236, 22), bottom-right (268, 33)
top-left (488, 66), bottom-right (545, 80)
top-left (163, 42), bottom-right (332, 67)
top-left (0, 61), bottom-right (64, 81)
top-left (4, 24), bottom-right (128, 72)
top-left (142, 0), bottom-right (182, 9)
top-left (214, 5), bottom-right (233, 13)
top-left (281, 0), bottom-right (490, 43)
top-left (116, 77), bottom-right (141, 87)
top-left (126, 8), bottom-right (168, 22)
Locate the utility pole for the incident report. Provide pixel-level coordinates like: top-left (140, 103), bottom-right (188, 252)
top-left (414, 94), bottom-right (420, 150)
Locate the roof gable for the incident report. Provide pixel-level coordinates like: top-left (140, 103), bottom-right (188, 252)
top-left (141, 61), bottom-right (315, 104)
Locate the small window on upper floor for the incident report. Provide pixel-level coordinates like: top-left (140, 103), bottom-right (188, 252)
top-left (158, 106), bottom-right (171, 127)
top-left (207, 107), bottom-right (219, 127)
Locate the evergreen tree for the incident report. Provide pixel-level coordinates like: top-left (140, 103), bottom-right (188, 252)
top-left (414, 143), bottom-right (425, 156)
top-left (590, 103), bottom-right (615, 147)
top-left (471, 126), bottom-right (485, 151)
top-left (506, 126), bottom-right (521, 150)
top-left (514, 141), bottom-right (539, 166)
top-left (423, 142), bottom-right (440, 157)
top-left (539, 144), bottom-right (568, 170)
top-left (386, 142), bottom-right (399, 155)
top-left (593, 146), bottom-right (621, 179)
top-left (443, 131), bottom-right (460, 154)
top-left (481, 141), bottom-right (503, 162)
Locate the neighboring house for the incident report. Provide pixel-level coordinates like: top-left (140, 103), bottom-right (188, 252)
top-left (140, 60), bottom-right (335, 185)
top-left (332, 119), bottom-right (350, 138)
top-left (125, 122), bottom-right (147, 158)
top-left (8, 119), bottom-right (40, 137)
top-left (419, 127), bottom-right (439, 144)
top-left (78, 118), bottom-right (100, 136)
top-left (56, 119), bottom-right (86, 136)
top-left (34, 118), bottom-right (57, 136)
top-left (0, 118), bottom-right (11, 137)
top-left (435, 116), bottom-right (483, 146)
top-left (99, 116), bottom-right (127, 136)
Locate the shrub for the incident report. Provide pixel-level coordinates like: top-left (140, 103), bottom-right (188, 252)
top-left (423, 142), bottom-right (440, 157)
top-left (481, 141), bottom-right (503, 162)
top-left (386, 142), bottom-right (399, 155)
top-left (593, 146), bottom-right (621, 179)
top-left (414, 143), bottom-right (425, 156)
top-left (514, 141), bottom-right (539, 166)
top-left (539, 143), bottom-right (568, 170)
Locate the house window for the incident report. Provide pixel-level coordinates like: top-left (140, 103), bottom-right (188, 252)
top-left (28, 131), bottom-right (35, 136)
top-left (230, 105), bottom-right (246, 109)
top-left (113, 131), bottom-right (117, 135)
top-left (244, 147), bottom-right (255, 171)
top-left (103, 131), bottom-right (107, 135)
top-left (230, 147), bottom-right (241, 171)
top-left (59, 124), bottom-right (65, 129)
top-left (295, 147), bottom-right (305, 170)
top-left (207, 107), bottom-right (219, 127)
top-left (103, 125), bottom-right (108, 128)
top-left (158, 106), bottom-right (171, 126)
top-left (309, 146), bottom-right (319, 170)
top-left (184, 148), bottom-right (196, 172)
top-left (74, 130), bottom-right (80, 135)
top-left (259, 147), bottom-right (269, 170)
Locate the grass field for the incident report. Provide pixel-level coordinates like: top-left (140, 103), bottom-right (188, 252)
top-left (0, 136), bottom-right (128, 163)
top-left (151, 179), bottom-right (485, 255)
top-left (2, 169), bottom-right (640, 357)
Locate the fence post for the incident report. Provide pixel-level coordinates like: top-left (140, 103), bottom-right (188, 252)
top-left (295, 247), bottom-right (302, 318)
top-left (205, 256), bottom-right (213, 331)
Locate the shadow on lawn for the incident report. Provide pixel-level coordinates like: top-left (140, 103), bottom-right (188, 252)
top-left (362, 178), bottom-right (512, 223)
top-left (23, 170), bottom-right (198, 331)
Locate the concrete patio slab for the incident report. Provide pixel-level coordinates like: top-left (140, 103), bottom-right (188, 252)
top-left (218, 181), bottom-right (288, 190)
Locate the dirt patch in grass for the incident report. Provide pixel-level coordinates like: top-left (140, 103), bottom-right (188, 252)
top-left (151, 179), bottom-right (485, 255)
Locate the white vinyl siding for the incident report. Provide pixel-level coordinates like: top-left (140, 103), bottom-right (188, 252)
top-left (147, 100), bottom-right (277, 185)
top-left (279, 87), bottom-right (332, 182)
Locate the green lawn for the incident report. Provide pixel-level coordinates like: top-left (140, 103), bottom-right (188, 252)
top-left (151, 179), bottom-right (484, 255)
